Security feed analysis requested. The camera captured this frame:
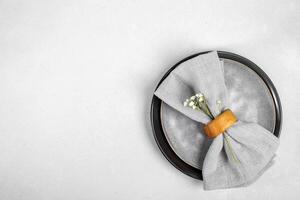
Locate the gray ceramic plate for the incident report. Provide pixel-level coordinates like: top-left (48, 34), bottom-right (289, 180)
top-left (151, 51), bottom-right (281, 180)
top-left (160, 58), bottom-right (276, 169)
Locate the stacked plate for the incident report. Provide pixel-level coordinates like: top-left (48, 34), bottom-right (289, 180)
top-left (151, 51), bottom-right (282, 179)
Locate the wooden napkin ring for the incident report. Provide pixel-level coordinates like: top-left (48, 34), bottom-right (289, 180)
top-left (203, 109), bottom-right (237, 138)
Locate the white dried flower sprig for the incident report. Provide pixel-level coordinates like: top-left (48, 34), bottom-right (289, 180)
top-left (183, 93), bottom-right (214, 119)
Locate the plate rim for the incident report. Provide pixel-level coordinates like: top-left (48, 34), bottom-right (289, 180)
top-left (150, 50), bottom-right (282, 180)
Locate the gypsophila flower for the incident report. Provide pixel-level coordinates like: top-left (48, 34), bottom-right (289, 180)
top-left (183, 93), bottom-right (214, 119)
top-left (198, 96), bottom-right (204, 103)
top-left (188, 101), bottom-right (194, 106)
top-left (196, 93), bottom-right (204, 98)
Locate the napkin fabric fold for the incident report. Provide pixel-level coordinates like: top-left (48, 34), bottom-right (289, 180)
top-left (154, 51), bottom-right (279, 190)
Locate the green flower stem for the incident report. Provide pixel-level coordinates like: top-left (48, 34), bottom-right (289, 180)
top-left (224, 133), bottom-right (240, 163)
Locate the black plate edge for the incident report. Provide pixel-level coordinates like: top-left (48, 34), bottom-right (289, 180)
top-left (150, 50), bottom-right (282, 180)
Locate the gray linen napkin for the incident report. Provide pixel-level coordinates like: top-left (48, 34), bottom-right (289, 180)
top-left (154, 51), bottom-right (279, 190)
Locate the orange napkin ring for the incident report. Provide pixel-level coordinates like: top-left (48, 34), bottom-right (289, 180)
top-left (203, 109), bottom-right (237, 138)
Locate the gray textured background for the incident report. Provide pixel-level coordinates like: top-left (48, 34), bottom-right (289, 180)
top-left (0, 0), bottom-right (299, 199)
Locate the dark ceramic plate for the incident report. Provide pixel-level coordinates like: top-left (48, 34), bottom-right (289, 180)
top-left (150, 51), bottom-right (282, 180)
